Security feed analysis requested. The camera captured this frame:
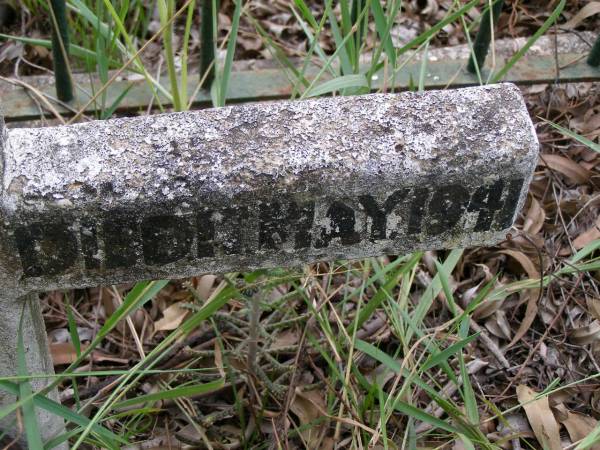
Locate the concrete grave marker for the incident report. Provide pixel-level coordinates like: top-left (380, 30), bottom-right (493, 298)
top-left (0, 83), bottom-right (538, 443)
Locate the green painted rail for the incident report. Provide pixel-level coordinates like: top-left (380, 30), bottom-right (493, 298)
top-left (1, 52), bottom-right (599, 122)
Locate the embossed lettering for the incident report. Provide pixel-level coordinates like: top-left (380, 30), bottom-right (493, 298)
top-left (14, 178), bottom-right (524, 278)
top-left (494, 178), bottom-right (524, 229)
top-left (259, 200), bottom-right (315, 250)
top-left (142, 215), bottom-right (193, 265)
top-left (80, 219), bottom-right (100, 270)
top-left (428, 184), bottom-right (471, 236)
top-left (359, 189), bottom-right (407, 241)
top-left (467, 179), bottom-right (505, 232)
top-left (197, 209), bottom-right (216, 258)
top-left (103, 216), bottom-right (139, 269)
top-left (15, 219), bottom-right (78, 277)
top-left (407, 187), bottom-right (430, 235)
top-left (315, 201), bottom-right (360, 248)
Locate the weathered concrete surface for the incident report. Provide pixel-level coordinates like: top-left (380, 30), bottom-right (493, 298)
top-left (0, 83), bottom-right (538, 293)
top-left (0, 294), bottom-right (65, 448)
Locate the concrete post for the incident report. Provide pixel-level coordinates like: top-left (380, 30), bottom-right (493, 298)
top-left (1, 115), bottom-right (65, 447)
top-left (0, 83), bottom-right (539, 445)
top-left (0, 294), bottom-right (64, 447)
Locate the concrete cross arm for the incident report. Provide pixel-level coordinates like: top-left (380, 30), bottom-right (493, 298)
top-left (0, 83), bottom-right (538, 294)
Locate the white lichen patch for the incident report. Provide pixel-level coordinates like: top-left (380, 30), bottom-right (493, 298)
top-left (2, 84), bottom-right (538, 207)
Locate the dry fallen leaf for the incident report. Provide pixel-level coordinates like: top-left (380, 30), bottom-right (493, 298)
top-left (517, 385), bottom-right (562, 450)
top-left (523, 197), bottom-right (546, 235)
top-left (563, 2), bottom-right (600, 29)
top-left (214, 340), bottom-right (226, 378)
top-left (50, 343), bottom-right (87, 366)
top-left (500, 413), bottom-right (535, 439)
top-left (154, 303), bottom-right (189, 331)
top-left (50, 343), bottom-right (128, 365)
top-left (484, 310), bottom-right (512, 340)
top-left (588, 298), bottom-right (600, 322)
top-left (500, 250), bottom-right (541, 348)
top-left (570, 320), bottom-right (600, 345)
top-left (271, 329), bottom-right (300, 350)
top-left (539, 154), bottom-right (591, 184)
top-left (195, 274), bottom-right (217, 301)
top-left (573, 216), bottom-right (600, 250)
top-left (290, 388), bottom-right (328, 448)
top-left (554, 404), bottom-right (600, 450)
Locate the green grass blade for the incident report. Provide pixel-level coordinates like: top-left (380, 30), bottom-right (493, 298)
top-left (462, 275), bottom-right (497, 316)
top-left (100, 84), bottom-right (133, 119)
top-left (0, 380), bottom-right (125, 448)
top-left (199, 0), bottom-right (215, 86)
top-left (291, 1), bottom-right (332, 67)
top-left (459, 320), bottom-right (479, 425)
top-left (73, 280), bottom-right (168, 369)
top-left (370, 0), bottom-right (396, 67)
top-left (366, 0), bottom-right (403, 80)
top-left (0, 280), bottom-right (169, 424)
top-left (490, 0), bottom-right (566, 83)
top-left (354, 339), bottom-right (437, 397)
top-left (397, 0), bottom-right (478, 55)
top-left (114, 378), bottom-right (225, 409)
top-left (326, 7), bottom-right (353, 76)
top-left (576, 423), bottom-right (600, 450)
top-left (394, 400), bottom-right (460, 434)
top-left (249, 14), bottom-right (311, 90)
top-left (434, 259), bottom-right (457, 316)
top-left (99, 0), bottom-right (172, 101)
top-left (70, 283), bottom-right (239, 448)
top-left (0, 367), bottom-right (218, 383)
top-left (299, 3), bottom-right (369, 99)
top-left (569, 239), bottom-right (600, 265)
top-left (0, 34), bottom-right (111, 64)
top-left (180, 0), bottom-right (196, 107)
top-left (356, 339), bottom-right (481, 438)
top-left (65, 297), bottom-right (82, 410)
top-left (355, 252), bottom-right (422, 329)
top-left (66, 303), bottom-right (81, 357)
top-left (305, 73), bottom-right (368, 97)
top-left (157, 0), bottom-right (181, 110)
top-left (69, 0), bottom-right (124, 51)
top-left (355, 339), bottom-right (401, 372)
top-left (418, 40), bottom-right (430, 92)
top-left (339, 0), bottom-right (355, 69)
top-left (458, 434), bottom-right (476, 450)
top-left (466, 0), bottom-right (503, 74)
top-left (17, 306), bottom-right (44, 450)
top-left (289, 0), bottom-right (338, 96)
top-left (293, 0), bottom-right (318, 28)
top-left (95, 32), bottom-right (109, 111)
top-left (216, 0), bottom-right (242, 106)
top-left (50, 0), bottom-right (73, 102)
top-left (420, 333), bottom-right (479, 372)
top-left (408, 249), bottom-right (463, 341)
top-left (541, 118), bottom-right (600, 153)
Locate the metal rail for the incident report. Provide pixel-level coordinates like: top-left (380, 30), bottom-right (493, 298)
top-left (1, 51), bottom-right (599, 122)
